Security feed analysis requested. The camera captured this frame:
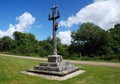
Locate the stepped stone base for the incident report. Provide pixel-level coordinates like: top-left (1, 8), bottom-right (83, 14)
top-left (27, 55), bottom-right (80, 77)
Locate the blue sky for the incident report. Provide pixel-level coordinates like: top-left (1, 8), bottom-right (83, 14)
top-left (0, 0), bottom-right (120, 45)
top-left (0, 0), bottom-right (93, 39)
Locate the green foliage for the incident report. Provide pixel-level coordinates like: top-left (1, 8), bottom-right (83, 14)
top-left (0, 36), bottom-right (13, 52)
top-left (71, 22), bottom-right (108, 56)
top-left (69, 22), bottom-right (120, 60)
top-left (0, 23), bottom-right (120, 61)
top-left (108, 24), bottom-right (120, 54)
top-left (57, 38), bottom-right (69, 58)
top-left (39, 38), bottom-right (53, 57)
top-left (13, 31), bottom-right (39, 55)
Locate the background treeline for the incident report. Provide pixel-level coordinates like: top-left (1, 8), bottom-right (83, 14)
top-left (0, 22), bottom-right (120, 61)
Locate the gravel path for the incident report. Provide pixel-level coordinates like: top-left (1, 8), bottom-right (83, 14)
top-left (0, 54), bottom-right (120, 68)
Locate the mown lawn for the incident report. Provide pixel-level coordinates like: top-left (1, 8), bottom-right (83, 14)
top-left (0, 55), bottom-right (120, 84)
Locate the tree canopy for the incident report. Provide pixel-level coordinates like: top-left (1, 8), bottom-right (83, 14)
top-left (0, 23), bottom-right (120, 61)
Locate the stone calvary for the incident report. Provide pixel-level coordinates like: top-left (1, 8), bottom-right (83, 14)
top-left (27, 5), bottom-right (79, 76)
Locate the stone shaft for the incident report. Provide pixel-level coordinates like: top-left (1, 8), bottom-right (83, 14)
top-left (48, 5), bottom-right (60, 55)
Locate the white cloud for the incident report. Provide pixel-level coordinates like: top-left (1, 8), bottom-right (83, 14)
top-left (57, 30), bottom-right (71, 45)
top-left (0, 12), bottom-right (35, 38)
top-left (59, 0), bottom-right (120, 30)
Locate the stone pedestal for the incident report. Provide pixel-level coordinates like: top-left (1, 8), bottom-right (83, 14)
top-left (48, 55), bottom-right (62, 62)
top-left (27, 55), bottom-right (79, 76)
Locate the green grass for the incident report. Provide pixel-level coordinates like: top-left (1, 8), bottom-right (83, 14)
top-left (0, 56), bottom-right (120, 84)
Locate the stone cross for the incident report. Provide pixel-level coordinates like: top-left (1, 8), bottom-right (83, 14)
top-left (27, 5), bottom-right (79, 77)
top-left (48, 5), bottom-right (60, 55)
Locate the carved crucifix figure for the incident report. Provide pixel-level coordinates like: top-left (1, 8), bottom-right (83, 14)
top-left (48, 5), bottom-right (60, 55)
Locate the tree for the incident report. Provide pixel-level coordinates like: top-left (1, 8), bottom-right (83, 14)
top-left (57, 38), bottom-right (69, 58)
top-left (13, 31), bottom-right (39, 55)
top-left (0, 36), bottom-right (13, 52)
top-left (38, 37), bottom-right (53, 57)
top-left (71, 22), bottom-right (108, 56)
top-left (108, 23), bottom-right (120, 55)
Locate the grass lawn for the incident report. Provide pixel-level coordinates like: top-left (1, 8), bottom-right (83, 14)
top-left (0, 55), bottom-right (120, 84)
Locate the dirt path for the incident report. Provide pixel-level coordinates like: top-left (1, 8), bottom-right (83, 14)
top-left (0, 54), bottom-right (120, 68)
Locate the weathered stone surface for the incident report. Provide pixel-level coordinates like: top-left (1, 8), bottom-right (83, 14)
top-left (40, 62), bottom-right (69, 67)
top-left (48, 55), bottom-right (62, 62)
top-left (27, 66), bottom-right (79, 76)
top-left (27, 61), bottom-right (80, 76)
top-left (34, 62), bottom-right (74, 71)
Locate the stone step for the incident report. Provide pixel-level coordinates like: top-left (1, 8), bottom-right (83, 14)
top-left (34, 63), bottom-right (74, 72)
top-left (27, 67), bottom-right (80, 77)
top-left (39, 62), bottom-right (69, 67)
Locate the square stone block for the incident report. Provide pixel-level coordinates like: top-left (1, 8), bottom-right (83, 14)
top-left (48, 55), bottom-right (62, 62)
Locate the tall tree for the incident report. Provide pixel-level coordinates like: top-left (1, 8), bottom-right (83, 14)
top-left (13, 31), bottom-right (39, 54)
top-left (0, 36), bottom-right (13, 51)
top-left (108, 23), bottom-right (120, 55)
top-left (71, 22), bottom-right (108, 56)
top-left (39, 37), bottom-right (53, 57)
